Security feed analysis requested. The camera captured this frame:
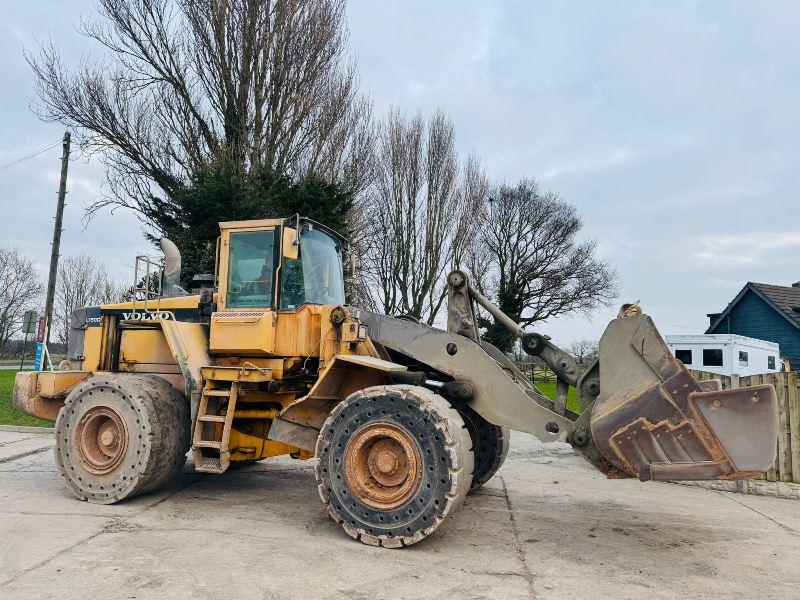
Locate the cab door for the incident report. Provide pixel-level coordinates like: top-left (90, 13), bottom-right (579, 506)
top-left (210, 225), bottom-right (280, 355)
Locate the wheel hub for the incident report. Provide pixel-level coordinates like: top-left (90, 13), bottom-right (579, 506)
top-left (344, 423), bottom-right (421, 510)
top-left (75, 406), bottom-right (129, 474)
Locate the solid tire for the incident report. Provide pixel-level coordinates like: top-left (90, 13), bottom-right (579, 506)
top-left (315, 385), bottom-right (474, 548)
top-left (54, 374), bottom-right (190, 504)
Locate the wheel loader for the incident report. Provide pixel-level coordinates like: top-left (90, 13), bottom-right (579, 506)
top-left (13, 216), bottom-right (779, 548)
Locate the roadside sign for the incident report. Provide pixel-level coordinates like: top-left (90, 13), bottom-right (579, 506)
top-left (34, 317), bottom-right (47, 371)
top-left (20, 311), bottom-right (39, 371)
top-left (22, 310), bottom-right (37, 335)
top-left (34, 342), bottom-right (43, 371)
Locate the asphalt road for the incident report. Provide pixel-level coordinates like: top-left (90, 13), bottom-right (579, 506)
top-left (1, 429), bottom-right (798, 600)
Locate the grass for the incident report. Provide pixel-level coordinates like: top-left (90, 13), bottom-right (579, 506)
top-left (534, 380), bottom-right (581, 414)
top-left (0, 370), bottom-right (52, 427)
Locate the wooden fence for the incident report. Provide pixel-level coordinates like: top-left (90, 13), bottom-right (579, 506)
top-left (515, 362), bottom-right (557, 383)
top-left (691, 370), bottom-right (800, 484)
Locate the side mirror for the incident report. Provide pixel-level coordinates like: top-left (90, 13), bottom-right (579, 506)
top-left (282, 227), bottom-right (299, 260)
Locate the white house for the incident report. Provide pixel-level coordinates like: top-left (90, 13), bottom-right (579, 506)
top-left (665, 334), bottom-right (781, 377)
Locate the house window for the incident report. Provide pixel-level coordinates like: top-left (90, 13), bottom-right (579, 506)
top-left (675, 349), bottom-right (692, 365)
top-left (738, 351), bottom-right (748, 367)
top-left (768, 355), bottom-right (776, 370)
top-left (703, 348), bottom-right (723, 367)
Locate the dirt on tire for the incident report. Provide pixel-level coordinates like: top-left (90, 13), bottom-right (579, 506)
top-left (316, 384), bottom-right (474, 548)
top-left (54, 374), bottom-right (190, 504)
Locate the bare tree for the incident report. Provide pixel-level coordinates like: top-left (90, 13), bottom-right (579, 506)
top-left (360, 108), bottom-right (488, 324)
top-left (0, 248), bottom-right (43, 358)
top-left (55, 253), bottom-right (125, 349)
top-left (28, 0), bottom-right (373, 230)
top-left (567, 338), bottom-right (599, 364)
top-left (470, 179), bottom-right (618, 352)
top-left (343, 204), bottom-right (377, 310)
top-left (96, 276), bottom-right (129, 306)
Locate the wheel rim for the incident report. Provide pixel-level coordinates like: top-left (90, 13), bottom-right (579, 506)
top-left (344, 423), bottom-right (422, 510)
top-left (74, 406), bottom-right (129, 475)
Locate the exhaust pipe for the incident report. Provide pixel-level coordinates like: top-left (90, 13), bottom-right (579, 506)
top-left (160, 238), bottom-right (187, 297)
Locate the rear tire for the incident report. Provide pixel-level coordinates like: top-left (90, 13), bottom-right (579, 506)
top-left (54, 375), bottom-right (190, 504)
top-left (456, 403), bottom-right (510, 492)
top-left (316, 385), bottom-right (473, 547)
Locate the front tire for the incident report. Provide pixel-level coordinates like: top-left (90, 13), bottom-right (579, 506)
top-left (315, 385), bottom-right (473, 547)
top-left (54, 375), bottom-right (190, 504)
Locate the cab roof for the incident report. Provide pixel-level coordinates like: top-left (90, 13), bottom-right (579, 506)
top-left (217, 216), bottom-right (348, 247)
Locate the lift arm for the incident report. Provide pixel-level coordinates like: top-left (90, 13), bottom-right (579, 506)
top-left (444, 270), bottom-right (779, 482)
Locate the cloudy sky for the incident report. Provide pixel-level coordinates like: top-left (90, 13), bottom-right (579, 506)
top-left (1, 1), bottom-right (798, 345)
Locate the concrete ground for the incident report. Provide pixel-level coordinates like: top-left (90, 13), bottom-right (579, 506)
top-left (1, 429), bottom-right (798, 600)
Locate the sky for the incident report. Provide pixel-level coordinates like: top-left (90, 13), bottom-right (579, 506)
top-left (0, 0), bottom-right (799, 346)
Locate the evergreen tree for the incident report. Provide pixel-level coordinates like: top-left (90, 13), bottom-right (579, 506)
top-left (146, 159), bottom-right (353, 285)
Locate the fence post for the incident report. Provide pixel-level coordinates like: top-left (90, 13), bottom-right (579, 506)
top-left (771, 373), bottom-right (791, 482)
top-left (787, 372), bottom-right (800, 483)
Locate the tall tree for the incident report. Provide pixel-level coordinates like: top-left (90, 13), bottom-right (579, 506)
top-left (0, 248), bottom-right (43, 358)
top-left (28, 0), bottom-right (372, 262)
top-left (359, 108), bottom-right (487, 324)
top-left (55, 253), bottom-right (125, 349)
top-left (567, 338), bottom-right (599, 365)
top-left (152, 160), bottom-right (354, 282)
top-left (468, 179), bottom-right (618, 352)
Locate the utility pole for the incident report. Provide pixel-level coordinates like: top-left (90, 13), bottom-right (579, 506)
top-left (43, 131), bottom-right (70, 345)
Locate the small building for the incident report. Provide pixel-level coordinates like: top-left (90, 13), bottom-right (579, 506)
top-left (706, 282), bottom-right (800, 369)
top-left (666, 334), bottom-right (780, 377)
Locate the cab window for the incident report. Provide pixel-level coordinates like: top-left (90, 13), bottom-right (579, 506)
top-left (280, 257), bottom-right (306, 309)
top-left (279, 228), bottom-right (345, 309)
top-left (226, 230), bottom-right (278, 308)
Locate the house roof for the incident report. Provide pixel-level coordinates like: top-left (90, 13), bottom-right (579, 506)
top-left (706, 282), bottom-right (800, 333)
top-left (752, 283), bottom-right (800, 328)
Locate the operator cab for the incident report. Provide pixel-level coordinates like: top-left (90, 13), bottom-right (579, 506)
top-left (219, 217), bottom-right (346, 312)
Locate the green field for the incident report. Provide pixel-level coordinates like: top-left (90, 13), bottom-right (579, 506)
top-left (534, 380), bottom-right (580, 414)
top-left (0, 370), bottom-right (52, 427)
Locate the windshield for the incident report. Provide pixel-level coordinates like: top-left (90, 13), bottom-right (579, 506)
top-left (226, 229), bottom-right (278, 308)
top-left (280, 227), bottom-right (345, 309)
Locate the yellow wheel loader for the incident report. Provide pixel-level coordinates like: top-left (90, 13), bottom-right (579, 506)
top-left (13, 217), bottom-right (779, 548)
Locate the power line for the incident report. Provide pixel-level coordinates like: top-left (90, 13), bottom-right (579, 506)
top-left (0, 138), bottom-right (63, 175)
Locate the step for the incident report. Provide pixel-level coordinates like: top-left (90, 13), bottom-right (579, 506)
top-left (198, 415), bottom-right (226, 423)
top-left (194, 456), bottom-right (225, 474)
top-left (195, 440), bottom-right (222, 449)
top-left (203, 389), bottom-right (231, 397)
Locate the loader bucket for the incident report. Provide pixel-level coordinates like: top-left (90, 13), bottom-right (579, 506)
top-left (589, 314), bottom-right (778, 481)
